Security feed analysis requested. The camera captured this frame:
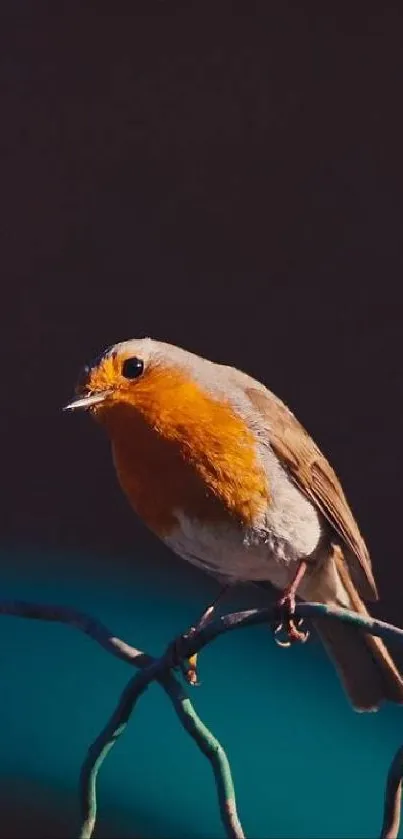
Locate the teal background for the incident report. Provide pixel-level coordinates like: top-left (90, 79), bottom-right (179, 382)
top-left (1, 545), bottom-right (402, 838)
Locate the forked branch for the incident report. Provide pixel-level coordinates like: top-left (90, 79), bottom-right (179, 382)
top-left (1, 599), bottom-right (403, 838)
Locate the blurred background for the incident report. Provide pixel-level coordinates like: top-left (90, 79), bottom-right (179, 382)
top-left (1, 3), bottom-right (403, 836)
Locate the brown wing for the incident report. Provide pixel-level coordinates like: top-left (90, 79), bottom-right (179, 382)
top-left (245, 385), bottom-right (377, 601)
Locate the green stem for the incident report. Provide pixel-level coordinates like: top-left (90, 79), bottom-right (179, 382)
top-left (161, 673), bottom-right (245, 839)
top-left (79, 664), bottom-right (158, 839)
top-left (380, 746), bottom-right (403, 839)
top-left (178, 602), bottom-right (403, 661)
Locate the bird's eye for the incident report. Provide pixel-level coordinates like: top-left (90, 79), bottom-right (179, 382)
top-left (121, 356), bottom-right (144, 380)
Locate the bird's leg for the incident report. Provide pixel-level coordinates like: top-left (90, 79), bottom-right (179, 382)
top-left (170, 585), bottom-right (231, 685)
top-left (193, 585), bottom-right (232, 633)
top-left (274, 560), bottom-right (310, 647)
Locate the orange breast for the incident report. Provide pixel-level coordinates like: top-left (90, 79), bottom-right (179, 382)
top-left (97, 368), bottom-right (269, 537)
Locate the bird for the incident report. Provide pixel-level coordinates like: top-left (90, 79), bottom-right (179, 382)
top-left (64, 337), bottom-right (403, 711)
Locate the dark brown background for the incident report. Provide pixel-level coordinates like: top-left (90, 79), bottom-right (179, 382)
top-left (1, 3), bottom-right (402, 625)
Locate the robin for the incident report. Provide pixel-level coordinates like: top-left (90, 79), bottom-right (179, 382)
top-left (65, 338), bottom-right (403, 711)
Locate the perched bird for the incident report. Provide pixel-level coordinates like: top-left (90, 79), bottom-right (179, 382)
top-left (65, 338), bottom-right (403, 711)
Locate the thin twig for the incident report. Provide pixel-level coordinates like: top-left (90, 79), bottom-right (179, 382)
top-left (2, 598), bottom-right (403, 839)
top-left (0, 600), bottom-right (150, 666)
top-left (175, 602), bottom-right (403, 661)
top-left (160, 672), bottom-right (245, 839)
top-left (2, 599), bottom-right (403, 664)
top-left (381, 746), bottom-right (403, 839)
top-left (78, 653), bottom-right (244, 838)
top-left (79, 664), bottom-right (158, 839)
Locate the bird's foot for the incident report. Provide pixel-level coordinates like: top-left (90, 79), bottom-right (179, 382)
top-left (167, 629), bottom-right (200, 686)
top-left (166, 587), bottom-right (230, 685)
top-left (273, 592), bottom-right (310, 647)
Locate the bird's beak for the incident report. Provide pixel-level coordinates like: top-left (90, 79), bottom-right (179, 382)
top-left (63, 390), bottom-right (113, 411)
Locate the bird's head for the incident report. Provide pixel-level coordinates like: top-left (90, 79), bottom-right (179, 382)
top-left (64, 337), bottom-right (199, 423)
top-left (63, 336), bottom-right (256, 446)
top-left (64, 338), bottom-right (151, 414)
top-left (63, 337), bottom-right (227, 431)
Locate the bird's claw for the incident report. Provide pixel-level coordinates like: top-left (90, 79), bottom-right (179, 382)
top-left (274, 617), bottom-right (310, 647)
top-left (272, 595), bottom-right (310, 647)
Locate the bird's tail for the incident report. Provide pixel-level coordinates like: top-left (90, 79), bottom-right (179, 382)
top-left (309, 546), bottom-right (403, 711)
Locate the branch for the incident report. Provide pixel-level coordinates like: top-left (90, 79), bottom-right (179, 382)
top-left (160, 672), bottom-right (245, 839)
top-left (176, 601), bottom-right (403, 660)
top-left (381, 746), bottom-right (403, 839)
top-left (1, 598), bottom-right (403, 838)
top-left (79, 667), bottom-right (154, 839)
top-left (3, 598), bottom-right (403, 661)
top-left (0, 600), bottom-right (150, 667)
top-left (0, 600), bottom-right (244, 837)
